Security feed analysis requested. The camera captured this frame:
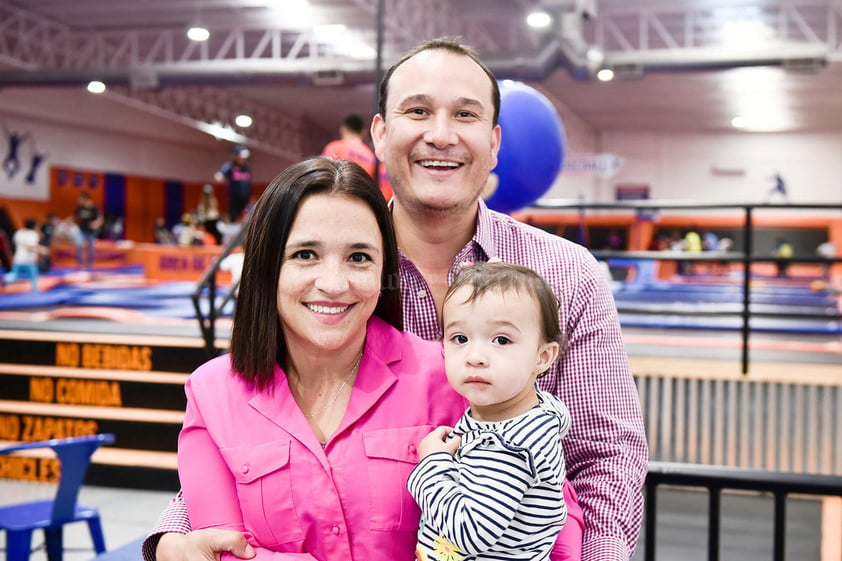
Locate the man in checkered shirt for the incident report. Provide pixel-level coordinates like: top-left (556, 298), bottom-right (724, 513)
top-left (144, 37), bottom-right (647, 561)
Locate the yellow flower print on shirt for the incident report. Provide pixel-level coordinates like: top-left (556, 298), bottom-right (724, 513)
top-left (432, 534), bottom-right (462, 561)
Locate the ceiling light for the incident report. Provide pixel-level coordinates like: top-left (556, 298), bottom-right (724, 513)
top-left (187, 27), bottom-right (210, 42)
top-left (586, 46), bottom-right (605, 66)
top-left (235, 114), bottom-right (253, 128)
top-left (720, 20), bottom-right (774, 50)
top-left (596, 68), bottom-right (614, 82)
top-left (722, 67), bottom-right (794, 132)
top-left (314, 24), bottom-right (374, 59)
top-left (87, 80), bottom-right (106, 94)
top-left (526, 10), bottom-right (552, 28)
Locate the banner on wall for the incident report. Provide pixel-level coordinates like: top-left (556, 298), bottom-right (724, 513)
top-left (563, 153), bottom-right (625, 179)
top-left (616, 183), bottom-right (658, 221)
top-left (615, 184), bottom-right (650, 201)
top-left (1, 121), bottom-right (50, 197)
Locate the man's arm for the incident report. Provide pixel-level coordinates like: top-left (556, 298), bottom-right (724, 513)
top-left (214, 162), bottom-right (231, 184)
top-left (547, 253), bottom-right (648, 561)
top-left (141, 492), bottom-right (253, 561)
top-left (144, 525), bottom-right (253, 561)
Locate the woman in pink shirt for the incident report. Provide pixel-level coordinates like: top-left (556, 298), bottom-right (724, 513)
top-left (177, 156), bottom-right (582, 561)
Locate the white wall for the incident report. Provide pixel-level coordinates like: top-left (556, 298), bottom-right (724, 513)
top-left (549, 130), bottom-right (842, 203)
top-left (540, 88), bottom-right (602, 200)
top-left (3, 85), bottom-right (842, 206)
top-left (0, 87), bottom-right (289, 202)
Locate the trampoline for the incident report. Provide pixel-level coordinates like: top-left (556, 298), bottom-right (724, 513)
top-left (608, 259), bottom-right (842, 334)
top-left (0, 267), bottom-right (235, 322)
top-left (1, 260), bottom-right (839, 335)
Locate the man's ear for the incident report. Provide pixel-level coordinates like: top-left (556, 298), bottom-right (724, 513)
top-left (489, 124), bottom-right (502, 170)
top-left (371, 114), bottom-right (386, 161)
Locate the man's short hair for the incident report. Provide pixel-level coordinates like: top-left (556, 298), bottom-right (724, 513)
top-left (377, 36), bottom-right (501, 127)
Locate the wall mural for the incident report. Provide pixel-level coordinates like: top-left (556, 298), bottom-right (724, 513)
top-left (2, 121), bottom-right (50, 192)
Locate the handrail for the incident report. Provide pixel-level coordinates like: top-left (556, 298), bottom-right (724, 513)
top-left (644, 461), bottom-right (842, 561)
top-left (191, 202), bottom-right (841, 366)
top-left (530, 201), bottom-right (842, 374)
top-left (531, 200), bottom-right (842, 211)
top-left (191, 215), bottom-right (249, 357)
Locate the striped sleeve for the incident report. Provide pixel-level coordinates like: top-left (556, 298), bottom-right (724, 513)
top-left (407, 440), bottom-right (537, 555)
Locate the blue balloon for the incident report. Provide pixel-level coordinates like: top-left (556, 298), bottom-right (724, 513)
top-left (484, 81), bottom-right (566, 214)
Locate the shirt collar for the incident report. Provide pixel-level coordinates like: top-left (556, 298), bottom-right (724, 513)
top-left (387, 197), bottom-right (498, 264)
top-left (472, 198), bottom-right (498, 262)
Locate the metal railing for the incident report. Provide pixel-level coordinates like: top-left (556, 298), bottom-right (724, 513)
top-left (191, 216), bottom-right (249, 357)
top-left (531, 200), bottom-right (842, 374)
top-left (643, 461), bottom-right (842, 561)
top-left (192, 202), bottom-right (842, 365)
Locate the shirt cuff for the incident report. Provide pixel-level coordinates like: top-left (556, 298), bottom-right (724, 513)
top-left (141, 533), bottom-right (164, 561)
top-left (581, 536), bottom-right (632, 561)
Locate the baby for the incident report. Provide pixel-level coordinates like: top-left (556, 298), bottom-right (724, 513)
top-left (408, 261), bottom-right (574, 561)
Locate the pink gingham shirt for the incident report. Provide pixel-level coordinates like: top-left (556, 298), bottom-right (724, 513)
top-left (144, 199), bottom-right (647, 561)
top-left (400, 200), bottom-right (647, 561)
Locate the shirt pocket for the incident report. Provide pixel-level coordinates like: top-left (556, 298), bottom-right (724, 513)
top-left (220, 439), bottom-right (305, 546)
top-left (363, 425), bottom-right (433, 532)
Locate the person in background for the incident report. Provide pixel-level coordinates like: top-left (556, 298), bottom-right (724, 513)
top-left (0, 227), bottom-right (13, 275)
top-left (701, 230), bottom-right (719, 252)
top-left (684, 228), bottom-right (702, 253)
top-left (154, 217), bottom-right (177, 245)
top-left (54, 216), bottom-right (80, 245)
top-left (322, 113), bottom-right (394, 201)
top-left (102, 213), bottom-right (124, 241)
top-left (38, 213), bottom-right (58, 273)
top-left (219, 213), bottom-right (245, 248)
top-left (409, 261), bottom-right (576, 561)
top-left (773, 238), bottom-right (794, 277)
top-left (74, 191), bottom-right (102, 269)
top-left (766, 172), bottom-right (789, 203)
top-left (604, 229), bottom-right (624, 251)
top-left (174, 213), bottom-right (199, 247)
top-left (675, 227), bottom-right (702, 275)
top-left (146, 36), bottom-right (646, 561)
top-left (322, 114), bottom-right (376, 177)
top-left (197, 184), bottom-right (222, 245)
top-left (816, 240), bottom-right (836, 281)
top-left (214, 146), bottom-right (253, 221)
top-left (4, 217), bottom-right (46, 292)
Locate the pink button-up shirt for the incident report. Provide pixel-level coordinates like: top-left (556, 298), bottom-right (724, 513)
top-left (178, 317), bottom-right (468, 561)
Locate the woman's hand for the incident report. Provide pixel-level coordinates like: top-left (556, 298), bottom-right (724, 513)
top-left (418, 426), bottom-right (460, 459)
top-left (156, 530), bottom-right (255, 561)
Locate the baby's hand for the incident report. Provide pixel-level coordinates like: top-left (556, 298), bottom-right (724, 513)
top-left (419, 426), bottom-right (461, 459)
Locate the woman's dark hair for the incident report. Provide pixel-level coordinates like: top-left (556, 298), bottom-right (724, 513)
top-left (230, 156), bottom-right (402, 389)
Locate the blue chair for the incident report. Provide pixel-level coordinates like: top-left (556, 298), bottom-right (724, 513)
top-left (0, 433), bottom-right (116, 561)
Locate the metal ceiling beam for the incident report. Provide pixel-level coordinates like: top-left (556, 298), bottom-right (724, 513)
top-left (590, 1), bottom-right (842, 70)
top-left (104, 85), bottom-right (320, 160)
top-left (4, 1), bottom-right (838, 86)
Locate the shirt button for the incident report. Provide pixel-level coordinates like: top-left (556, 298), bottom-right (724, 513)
top-left (417, 290), bottom-right (427, 299)
top-left (331, 525), bottom-right (340, 535)
top-left (240, 464), bottom-right (250, 474)
top-left (409, 445), bottom-right (417, 455)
